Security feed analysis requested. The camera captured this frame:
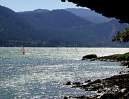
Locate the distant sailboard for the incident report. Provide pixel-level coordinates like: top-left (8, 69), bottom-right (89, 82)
top-left (21, 47), bottom-right (25, 55)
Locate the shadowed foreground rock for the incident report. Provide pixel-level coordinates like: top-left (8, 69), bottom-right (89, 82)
top-left (65, 74), bottom-right (129, 99)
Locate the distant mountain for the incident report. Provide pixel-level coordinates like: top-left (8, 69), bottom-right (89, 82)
top-left (0, 6), bottom-right (128, 47)
top-left (19, 9), bottom-right (96, 42)
top-left (66, 8), bottom-right (111, 24)
top-left (92, 19), bottom-right (128, 43)
top-left (0, 5), bottom-right (36, 41)
top-left (19, 9), bottom-right (92, 30)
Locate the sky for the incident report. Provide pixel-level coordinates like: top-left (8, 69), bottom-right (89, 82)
top-left (0, 0), bottom-right (82, 12)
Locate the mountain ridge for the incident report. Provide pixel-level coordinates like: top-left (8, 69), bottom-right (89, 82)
top-left (0, 5), bottom-right (128, 47)
top-left (66, 8), bottom-right (111, 24)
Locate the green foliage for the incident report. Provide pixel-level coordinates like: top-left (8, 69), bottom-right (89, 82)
top-left (113, 27), bottom-right (129, 42)
top-left (99, 52), bottom-right (129, 61)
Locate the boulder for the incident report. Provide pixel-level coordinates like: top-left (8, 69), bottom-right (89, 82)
top-left (121, 62), bottom-right (129, 67)
top-left (73, 82), bottom-right (81, 87)
top-left (82, 54), bottom-right (97, 60)
top-left (65, 81), bottom-right (71, 85)
top-left (100, 93), bottom-right (115, 99)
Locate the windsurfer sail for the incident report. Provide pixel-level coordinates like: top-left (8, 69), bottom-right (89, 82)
top-left (22, 47), bottom-right (25, 55)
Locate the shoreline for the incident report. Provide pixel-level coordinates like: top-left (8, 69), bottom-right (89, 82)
top-left (64, 53), bottom-right (129, 99)
top-left (82, 53), bottom-right (129, 67)
top-left (64, 73), bottom-right (129, 99)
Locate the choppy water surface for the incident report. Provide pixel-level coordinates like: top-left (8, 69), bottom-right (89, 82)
top-left (0, 47), bottom-right (129, 99)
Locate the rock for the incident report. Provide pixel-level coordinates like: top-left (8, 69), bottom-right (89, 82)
top-left (82, 54), bottom-right (97, 60)
top-left (85, 80), bottom-right (91, 83)
top-left (72, 95), bottom-right (89, 99)
top-left (100, 93), bottom-right (115, 99)
top-left (77, 95), bottom-right (86, 99)
top-left (64, 96), bottom-right (68, 99)
top-left (81, 52), bottom-right (129, 68)
top-left (65, 74), bottom-right (129, 99)
top-left (121, 62), bottom-right (129, 67)
top-left (82, 79), bottom-right (103, 91)
top-left (65, 81), bottom-right (71, 85)
top-left (73, 82), bottom-right (81, 87)
top-left (89, 79), bottom-right (102, 85)
top-left (97, 89), bottom-right (103, 93)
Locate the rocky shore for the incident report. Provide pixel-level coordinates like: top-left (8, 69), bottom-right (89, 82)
top-left (64, 73), bottom-right (129, 99)
top-left (64, 53), bottom-right (129, 99)
top-left (82, 52), bottom-right (129, 67)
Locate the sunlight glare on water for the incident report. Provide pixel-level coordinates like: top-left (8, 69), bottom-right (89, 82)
top-left (0, 47), bottom-right (129, 99)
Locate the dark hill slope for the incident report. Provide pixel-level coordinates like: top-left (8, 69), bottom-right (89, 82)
top-left (0, 5), bottom-right (36, 41)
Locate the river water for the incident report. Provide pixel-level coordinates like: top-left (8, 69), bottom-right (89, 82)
top-left (0, 47), bottom-right (129, 99)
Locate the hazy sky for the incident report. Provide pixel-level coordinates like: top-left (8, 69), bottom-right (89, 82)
top-left (0, 0), bottom-right (81, 12)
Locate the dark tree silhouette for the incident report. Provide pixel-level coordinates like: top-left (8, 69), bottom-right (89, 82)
top-left (61, 0), bottom-right (129, 42)
top-left (61, 0), bottom-right (129, 23)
